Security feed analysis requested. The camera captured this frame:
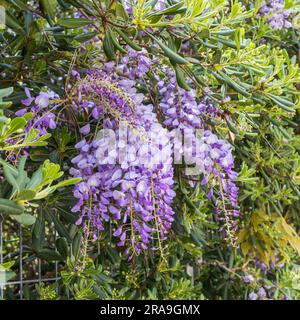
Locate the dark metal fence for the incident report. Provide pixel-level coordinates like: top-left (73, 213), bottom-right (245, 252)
top-left (0, 218), bottom-right (59, 300)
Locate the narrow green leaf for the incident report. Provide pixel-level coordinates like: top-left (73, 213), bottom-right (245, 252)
top-left (148, 34), bottom-right (189, 64)
top-left (0, 159), bottom-right (18, 176)
top-left (51, 212), bottom-right (72, 242)
top-left (32, 211), bottom-right (45, 251)
top-left (115, 2), bottom-right (129, 21)
top-left (210, 36), bottom-right (246, 49)
top-left (26, 166), bottom-right (43, 189)
top-left (115, 29), bottom-right (142, 52)
top-left (74, 32), bottom-right (98, 43)
top-left (266, 93), bottom-right (295, 112)
top-left (103, 31), bottom-right (116, 61)
top-left (174, 66), bottom-right (190, 91)
top-left (108, 28), bottom-right (127, 54)
top-left (39, 0), bottom-right (55, 22)
top-left (56, 237), bottom-right (69, 258)
top-left (147, 1), bottom-right (184, 16)
top-left (3, 165), bottom-right (20, 194)
top-left (57, 18), bottom-right (95, 29)
top-left (37, 249), bottom-right (63, 261)
top-left (17, 190), bottom-right (36, 201)
top-left (57, 207), bottom-right (78, 224)
top-left (72, 231), bottom-right (82, 258)
top-left (52, 178), bottom-right (81, 189)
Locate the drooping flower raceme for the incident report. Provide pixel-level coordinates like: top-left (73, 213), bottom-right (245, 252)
top-left (17, 88), bottom-right (59, 136)
top-left (67, 2), bottom-right (240, 246)
top-left (155, 66), bottom-right (239, 246)
top-left (69, 44), bottom-right (240, 251)
top-left (69, 69), bottom-right (175, 258)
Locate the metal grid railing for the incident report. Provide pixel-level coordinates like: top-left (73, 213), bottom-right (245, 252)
top-left (0, 217), bottom-right (60, 300)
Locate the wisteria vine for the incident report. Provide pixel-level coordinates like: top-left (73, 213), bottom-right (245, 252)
top-left (66, 47), bottom-right (240, 254)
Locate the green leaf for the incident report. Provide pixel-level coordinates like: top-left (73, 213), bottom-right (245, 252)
top-left (39, 0), bottom-right (55, 22)
top-left (0, 261), bottom-right (15, 270)
top-left (234, 28), bottom-right (244, 53)
top-left (213, 71), bottom-right (251, 97)
top-left (57, 0), bottom-right (71, 9)
top-left (17, 190), bottom-right (36, 201)
top-left (74, 32), bottom-right (98, 43)
top-left (5, 11), bottom-right (25, 33)
top-left (212, 49), bottom-right (222, 64)
top-left (72, 231), bottom-right (82, 258)
top-left (50, 212), bottom-right (72, 242)
top-left (16, 156), bottom-right (28, 191)
top-left (202, 221), bottom-right (219, 229)
top-left (108, 28), bottom-right (127, 54)
top-left (57, 18), bottom-right (95, 29)
top-left (34, 186), bottom-right (56, 200)
top-left (0, 159), bottom-right (18, 176)
top-left (41, 160), bottom-right (63, 183)
top-left (28, 133), bottom-right (51, 147)
top-left (0, 102), bottom-right (13, 109)
top-left (3, 165), bottom-right (20, 194)
top-left (115, 2), bottom-right (129, 21)
top-left (115, 29), bottom-right (142, 51)
top-left (37, 249), bottom-right (63, 261)
top-left (210, 36), bottom-right (246, 49)
top-left (23, 112), bottom-right (33, 121)
top-left (147, 1), bottom-right (185, 17)
top-left (148, 34), bottom-right (189, 65)
top-left (32, 211), bottom-right (45, 252)
top-left (12, 213), bottom-right (36, 226)
top-left (26, 166), bottom-right (43, 189)
top-left (266, 93), bottom-right (295, 113)
top-left (211, 29), bottom-right (235, 36)
top-left (56, 237), bottom-right (69, 258)
top-left (0, 198), bottom-right (24, 215)
top-left (103, 30), bottom-right (116, 61)
top-left (0, 116), bottom-right (10, 124)
top-left (17, 156), bottom-right (27, 173)
top-left (6, 117), bottom-right (27, 136)
top-left (10, 0), bottom-right (31, 10)
top-left (174, 66), bottom-right (190, 91)
top-left (225, 116), bottom-right (238, 134)
top-left (57, 207), bottom-right (78, 224)
top-left (198, 29), bottom-right (210, 39)
top-left (0, 87), bottom-right (13, 99)
top-left (52, 178), bottom-right (81, 189)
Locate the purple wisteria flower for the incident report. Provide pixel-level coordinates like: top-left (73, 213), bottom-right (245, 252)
top-left (249, 292), bottom-right (258, 300)
top-left (258, 287), bottom-right (267, 298)
top-left (17, 88), bottom-right (59, 136)
top-left (156, 66), bottom-right (239, 245)
top-left (69, 47), bottom-right (240, 250)
top-left (69, 64), bottom-right (175, 259)
top-left (259, 0), bottom-right (292, 29)
top-left (80, 124), bottom-right (91, 135)
top-left (243, 275), bottom-right (255, 283)
top-left (21, 88), bottom-right (34, 106)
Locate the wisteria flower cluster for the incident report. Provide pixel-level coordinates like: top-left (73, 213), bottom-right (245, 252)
top-left (67, 46), bottom-right (240, 254)
top-left (17, 88), bottom-right (59, 136)
top-left (156, 66), bottom-right (239, 245)
top-left (259, 0), bottom-right (292, 29)
top-left (69, 66), bottom-right (175, 259)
